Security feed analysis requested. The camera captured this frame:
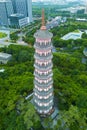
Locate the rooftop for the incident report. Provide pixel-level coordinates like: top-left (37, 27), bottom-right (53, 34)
top-left (83, 48), bottom-right (87, 57)
top-left (0, 69), bottom-right (5, 72)
top-left (0, 52), bottom-right (12, 59)
top-left (10, 13), bottom-right (24, 18)
top-left (61, 31), bottom-right (83, 40)
top-left (34, 29), bottom-right (53, 39)
top-left (76, 18), bottom-right (87, 21)
top-left (0, 0), bottom-right (11, 2)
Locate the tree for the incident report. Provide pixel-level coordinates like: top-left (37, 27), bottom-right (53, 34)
top-left (10, 32), bottom-right (18, 42)
top-left (18, 50), bottom-right (32, 62)
top-left (82, 33), bottom-right (87, 39)
top-left (54, 105), bottom-right (87, 130)
top-left (18, 101), bottom-right (41, 130)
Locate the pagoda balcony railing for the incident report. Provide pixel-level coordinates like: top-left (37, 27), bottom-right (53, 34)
top-left (34, 82), bottom-right (53, 89)
top-left (34, 80), bottom-right (53, 87)
top-left (34, 72), bottom-right (53, 79)
top-left (34, 88), bottom-right (53, 97)
top-left (34, 53), bottom-right (53, 60)
top-left (34, 100), bottom-right (53, 109)
top-left (34, 63), bottom-right (53, 70)
top-left (33, 95), bottom-right (54, 103)
top-left (34, 43), bottom-right (53, 50)
top-left (34, 101), bottom-right (53, 109)
top-left (34, 86), bottom-right (53, 93)
top-left (35, 42), bottom-right (52, 46)
top-left (34, 87), bottom-right (53, 94)
top-left (35, 106), bottom-right (51, 112)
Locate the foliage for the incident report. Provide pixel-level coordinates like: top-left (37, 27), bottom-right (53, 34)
top-left (10, 32), bottom-right (18, 42)
top-left (0, 32), bottom-right (7, 38)
top-left (82, 32), bottom-right (87, 39)
top-left (52, 51), bottom-right (87, 129)
top-left (0, 45), bottom-right (35, 129)
top-left (54, 105), bottom-right (87, 130)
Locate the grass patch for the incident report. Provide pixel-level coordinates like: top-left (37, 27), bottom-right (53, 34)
top-left (0, 32), bottom-right (7, 38)
top-left (73, 29), bottom-right (80, 33)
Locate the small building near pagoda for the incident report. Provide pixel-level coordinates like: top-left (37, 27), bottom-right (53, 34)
top-left (0, 52), bottom-right (12, 64)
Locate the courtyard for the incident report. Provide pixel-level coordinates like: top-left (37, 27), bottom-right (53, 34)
top-left (61, 30), bottom-right (83, 40)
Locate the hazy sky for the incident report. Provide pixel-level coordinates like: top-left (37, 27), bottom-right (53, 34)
top-left (32, 0), bottom-right (85, 2)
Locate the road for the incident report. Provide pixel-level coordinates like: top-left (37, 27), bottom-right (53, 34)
top-left (0, 31), bottom-right (28, 47)
top-left (0, 23), bottom-right (40, 47)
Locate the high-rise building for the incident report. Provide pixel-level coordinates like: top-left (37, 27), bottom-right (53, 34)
top-left (11, 0), bottom-right (32, 22)
top-left (0, 0), bottom-right (13, 26)
top-left (9, 14), bottom-right (29, 28)
top-left (0, 0), bottom-right (32, 27)
top-left (27, 0), bottom-right (32, 22)
top-left (85, 1), bottom-right (87, 14)
top-left (33, 10), bottom-right (54, 116)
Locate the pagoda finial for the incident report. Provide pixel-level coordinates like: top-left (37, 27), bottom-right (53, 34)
top-left (41, 9), bottom-right (46, 30)
top-left (42, 9), bottom-right (45, 26)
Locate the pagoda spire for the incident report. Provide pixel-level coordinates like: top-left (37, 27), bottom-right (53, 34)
top-left (42, 9), bottom-right (45, 26)
top-left (41, 9), bottom-right (46, 30)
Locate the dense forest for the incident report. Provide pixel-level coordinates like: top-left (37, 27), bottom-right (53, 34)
top-left (0, 44), bottom-right (87, 130)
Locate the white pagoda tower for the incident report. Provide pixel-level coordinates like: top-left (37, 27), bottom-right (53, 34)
top-left (33, 10), bottom-right (54, 116)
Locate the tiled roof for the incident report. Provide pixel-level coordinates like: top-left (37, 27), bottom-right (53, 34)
top-left (34, 29), bottom-right (53, 39)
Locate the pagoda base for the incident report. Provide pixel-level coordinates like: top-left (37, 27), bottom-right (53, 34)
top-left (31, 98), bottom-right (54, 117)
top-left (40, 107), bottom-right (54, 118)
top-left (40, 107), bottom-right (59, 129)
top-left (31, 97), bottom-right (59, 128)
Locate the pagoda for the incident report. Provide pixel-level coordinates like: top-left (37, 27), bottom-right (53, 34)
top-left (33, 9), bottom-right (54, 116)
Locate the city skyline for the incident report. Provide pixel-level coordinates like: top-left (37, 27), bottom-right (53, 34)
top-left (32, 0), bottom-right (85, 2)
